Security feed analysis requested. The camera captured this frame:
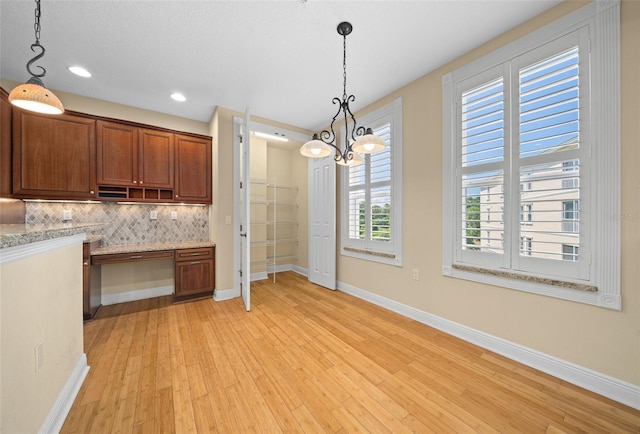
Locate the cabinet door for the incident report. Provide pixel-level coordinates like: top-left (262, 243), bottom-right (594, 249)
top-left (13, 110), bottom-right (96, 199)
top-left (0, 90), bottom-right (12, 198)
top-left (175, 134), bottom-right (212, 203)
top-left (138, 129), bottom-right (174, 188)
top-left (96, 120), bottom-right (138, 186)
top-left (175, 259), bottom-right (215, 299)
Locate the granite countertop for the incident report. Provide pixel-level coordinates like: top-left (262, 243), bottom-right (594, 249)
top-left (92, 240), bottom-right (215, 255)
top-left (0, 223), bottom-right (104, 249)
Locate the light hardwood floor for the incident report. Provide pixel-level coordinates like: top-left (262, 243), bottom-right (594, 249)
top-left (62, 271), bottom-right (640, 433)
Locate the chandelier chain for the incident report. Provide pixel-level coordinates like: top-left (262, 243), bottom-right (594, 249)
top-left (33, 0), bottom-right (41, 44)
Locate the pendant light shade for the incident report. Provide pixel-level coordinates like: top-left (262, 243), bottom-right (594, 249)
top-left (9, 0), bottom-right (64, 115)
top-left (351, 127), bottom-right (386, 154)
top-left (9, 76), bottom-right (64, 115)
top-left (300, 134), bottom-right (333, 158)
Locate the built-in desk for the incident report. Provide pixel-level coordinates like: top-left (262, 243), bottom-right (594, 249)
top-left (91, 241), bottom-right (216, 303)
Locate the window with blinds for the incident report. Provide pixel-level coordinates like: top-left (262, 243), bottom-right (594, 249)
top-left (347, 124), bottom-right (392, 242)
top-left (452, 29), bottom-right (589, 281)
top-left (341, 98), bottom-right (403, 266)
top-left (443, 2), bottom-right (621, 309)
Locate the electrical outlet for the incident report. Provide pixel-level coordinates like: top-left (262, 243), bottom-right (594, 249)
top-left (412, 268), bottom-right (420, 281)
top-left (171, 211), bottom-right (177, 220)
top-left (225, 215), bottom-right (232, 225)
top-left (62, 209), bottom-right (72, 221)
top-left (150, 210), bottom-right (158, 220)
top-left (35, 342), bottom-right (44, 372)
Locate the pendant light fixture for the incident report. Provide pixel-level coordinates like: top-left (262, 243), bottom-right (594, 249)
top-left (300, 22), bottom-right (385, 167)
top-left (9, 0), bottom-right (64, 115)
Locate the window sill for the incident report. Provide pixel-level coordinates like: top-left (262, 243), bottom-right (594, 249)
top-left (342, 246), bottom-right (402, 267)
top-left (442, 264), bottom-right (620, 310)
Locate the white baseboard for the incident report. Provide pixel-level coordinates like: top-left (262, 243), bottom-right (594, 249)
top-left (251, 271), bottom-right (268, 281)
top-left (101, 285), bottom-right (173, 306)
top-left (291, 265), bottom-right (308, 277)
top-left (214, 286), bottom-right (240, 301)
top-left (39, 353), bottom-right (90, 434)
top-left (337, 280), bottom-right (640, 410)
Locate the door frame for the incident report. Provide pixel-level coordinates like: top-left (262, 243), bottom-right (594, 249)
top-left (232, 117), bottom-right (311, 297)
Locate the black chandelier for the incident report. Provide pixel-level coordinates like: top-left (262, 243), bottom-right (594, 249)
top-left (9, 0), bottom-right (64, 114)
top-left (300, 21), bottom-right (385, 167)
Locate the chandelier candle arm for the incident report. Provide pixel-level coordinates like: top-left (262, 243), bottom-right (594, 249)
top-left (8, 0), bottom-right (64, 115)
top-left (300, 21), bottom-right (384, 167)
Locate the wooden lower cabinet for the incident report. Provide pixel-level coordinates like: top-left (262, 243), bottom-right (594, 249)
top-left (174, 247), bottom-right (215, 302)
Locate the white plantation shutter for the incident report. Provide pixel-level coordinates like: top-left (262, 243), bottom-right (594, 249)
top-left (443, 2), bottom-right (621, 309)
top-left (342, 98), bottom-right (403, 266)
top-left (450, 29), bottom-right (591, 281)
top-left (347, 123), bottom-right (391, 243)
top-left (512, 33), bottom-right (588, 280)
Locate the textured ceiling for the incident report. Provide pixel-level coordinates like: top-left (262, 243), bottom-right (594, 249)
top-left (0, 0), bottom-right (562, 132)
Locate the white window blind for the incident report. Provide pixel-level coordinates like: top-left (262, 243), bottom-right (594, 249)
top-left (342, 98), bottom-right (403, 266)
top-left (443, 0), bottom-right (621, 310)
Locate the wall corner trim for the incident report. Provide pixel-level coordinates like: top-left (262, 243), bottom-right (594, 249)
top-left (337, 280), bottom-right (640, 410)
top-left (38, 353), bottom-right (90, 434)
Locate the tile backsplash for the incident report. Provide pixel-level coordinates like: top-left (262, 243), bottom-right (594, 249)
top-left (26, 201), bottom-right (210, 246)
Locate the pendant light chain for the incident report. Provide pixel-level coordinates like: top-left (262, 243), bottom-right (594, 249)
top-left (34, 0), bottom-right (41, 45)
top-left (26, 0), bottom-right (46, 78)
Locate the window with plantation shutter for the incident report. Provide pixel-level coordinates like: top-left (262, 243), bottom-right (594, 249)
top-left (443, 0), bottom-right (621, 310)
top-left (341, 98), bottom-right (402, 266)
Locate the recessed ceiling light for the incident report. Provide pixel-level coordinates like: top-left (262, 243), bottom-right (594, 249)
top-left (68, 66), bottom-right (91, 77)
top-left (171, 92), bottom-right (186, 102)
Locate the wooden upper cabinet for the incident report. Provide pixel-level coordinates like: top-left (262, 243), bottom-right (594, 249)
top-left (13, 110), bottom-right (96, 200)
top-left (0, 89), bottom-right (12, 198)
top-left (97, 122), bottom-right (174, 189)
top-left (175, 134), bottom-right (212, 204)
top-left (96, 120), bottom-right (138, 186)
top-left (138, 129), bottom-right (174, 188)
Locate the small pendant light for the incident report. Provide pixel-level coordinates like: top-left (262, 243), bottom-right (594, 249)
top-left (9, 0), bottom-right (64, 115)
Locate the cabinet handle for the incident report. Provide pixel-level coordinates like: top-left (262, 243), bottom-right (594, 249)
top-left (130, 255), bottom-right (143, 259)
top-left (190, 261), bottom-right (201, 265)
top-left (90, 191), bottom-right (94, 194)
top-left (140, 181), bottom-right (144, 185)
top-left (189, 253), bottom-right (201, 256)
top-left (83, 261), bottom-right (89, 266)
top-left (133, 180), bottom-right (137, 184)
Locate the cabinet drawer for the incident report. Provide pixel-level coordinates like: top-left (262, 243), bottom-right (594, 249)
top-left (175, 247), bottom-right (213, 262)
top-left (92, 249), bottom-right (174, 265)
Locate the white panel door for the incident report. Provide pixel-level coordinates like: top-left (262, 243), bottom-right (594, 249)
top-left (308, 156), bottom-right (336, 289)
top-left (240, 111), bottom-right (251, 311)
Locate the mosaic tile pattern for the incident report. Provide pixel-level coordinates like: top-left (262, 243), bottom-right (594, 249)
top-left (25, 202), bottom-right (210, 246)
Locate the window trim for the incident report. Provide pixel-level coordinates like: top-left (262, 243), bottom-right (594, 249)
top-left (341, 97), bottom-right (403, 267)
top-left (442, 0), bottom-right (621, 310)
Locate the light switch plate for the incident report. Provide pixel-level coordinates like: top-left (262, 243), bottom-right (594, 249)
top-left (150, 211), bottom-right (158, 220)
top-left (171, 211), bottom-right (177, 220)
